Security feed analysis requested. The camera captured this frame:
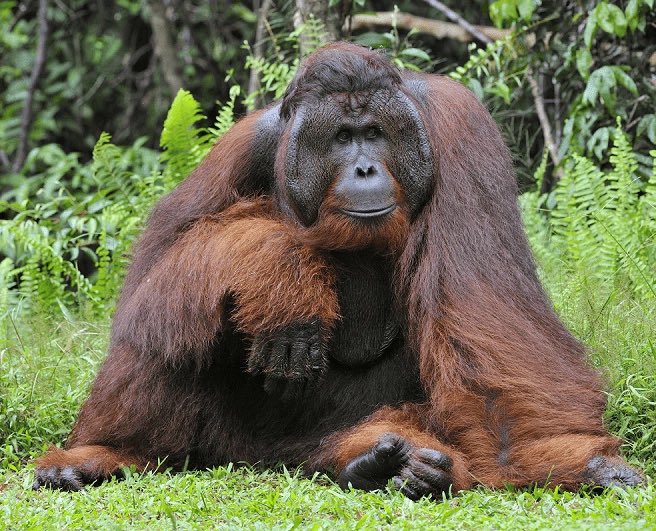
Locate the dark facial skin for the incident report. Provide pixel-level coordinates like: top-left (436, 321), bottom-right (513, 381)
top-left (282, 88), bottom-right (433, 227)
top-left (331, 122), bottom-right (397, 219)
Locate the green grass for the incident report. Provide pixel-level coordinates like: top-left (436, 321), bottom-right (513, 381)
top-left (1, 273), bottom-right (655, 530)
top-left (1, 468), bottom-right (655, 530)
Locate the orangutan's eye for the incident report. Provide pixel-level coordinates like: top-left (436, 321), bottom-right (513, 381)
top-left (336, 129), bottom-right (352, 143)
top-left (365, 127), bottom-right (381, 139)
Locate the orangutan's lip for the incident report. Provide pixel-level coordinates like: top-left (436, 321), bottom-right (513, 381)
top-left (340, 204), bottom-right (396, 218)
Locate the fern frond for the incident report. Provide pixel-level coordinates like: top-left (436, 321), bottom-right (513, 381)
top-left (208, 85), bottom-right (240, 141)
top-left (523, 129), bottom-right (655, 300)
top-left (160, 90), bottom-right (213, 184)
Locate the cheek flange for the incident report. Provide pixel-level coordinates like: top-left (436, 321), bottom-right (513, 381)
top-left (284, 106), bottom-right (339, 226)
top-left (380, 91), bottom-right (434, 216)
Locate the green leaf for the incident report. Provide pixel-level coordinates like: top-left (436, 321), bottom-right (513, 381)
top-left (353, 32), bottom-right (390, 48)
top-left (625, 0), bottom-right (640, 31)
top-left (398, 48), bottom-right (431, 63)
top-left (576, 49), bottom-right (593, 80)
top-left (57, 298), bottom-right (76, 323)
top-left (614, 69), bottom-right (638, 95)
top-left (66, 68), bottom-right (82, 89)
top-left (116, 0), bottom-right (141, 15)
top-left (597, 2), bottom-right (628, 37)
top-left (489, 0), bottom-right (519, 28)
top-left (517, 0), bottom-right (536, 21)
top-left (637, 114), bottom-right (656, 144)
top-left (467, 79), bottom-right (484, 101)
top-left (489, 81), bottom-right (511, 104)
top-left (587, 127), bottom-right (610, 160)
top-left (88, 198), bottom-right (112, 214)
top-left (582, 76), bottom-right (599, 106)
top-left (230, 3), bottom-right (256, 23)
top-left (584, 14), bottom-right (597, 48)
top-left (583, 66), bottom-right (617, 111)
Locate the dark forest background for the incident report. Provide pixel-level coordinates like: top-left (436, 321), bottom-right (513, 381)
top-left (2, 1), bottom-right (654, 188)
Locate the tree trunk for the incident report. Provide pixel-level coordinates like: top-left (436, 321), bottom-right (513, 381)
top-left (12, 0), bottom-right (49, 172)
top-left (147, 1), bottom-right (183, 97)
top-left (294, 0), bottom-right (343, 55)
top-left (248, 0), bottom-right (273, 108)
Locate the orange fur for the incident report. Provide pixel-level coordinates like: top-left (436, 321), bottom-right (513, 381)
top-left (34, 43), bottom-right (639, 495)
top-left (392, 75), bottom-right (622, 488)
top-left (301, 180), bottom-right (410, 255)
top-left (35, 445), bottom-right (147, 478)
top-left (112, 198), bottom-right (339, 368)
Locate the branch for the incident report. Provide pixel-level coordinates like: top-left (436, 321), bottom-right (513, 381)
top-left (421, 0), bottom-right (492, 44)
top-left (12, 0), bottom-right (49, 173)
top-left (527, 69), bottom-right (563, 181)
top-left (9, 0), bottom-right (30, 32)
top-left (346, 12), bottom-right (509, 43)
